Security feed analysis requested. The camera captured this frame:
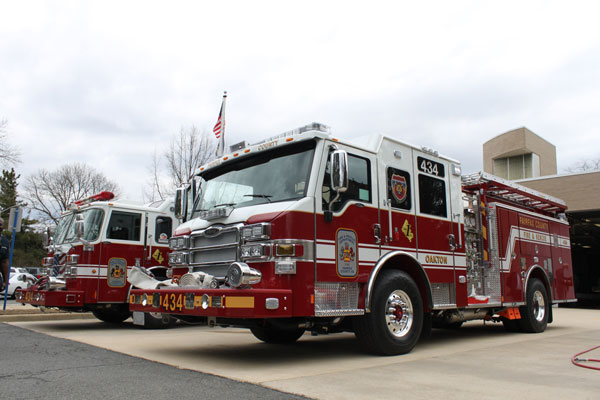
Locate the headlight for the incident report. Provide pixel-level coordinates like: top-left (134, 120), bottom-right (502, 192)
top-left (42, 257), bottom-right (54, 267)
top-left (240, 243), bottom-right (270, 260)
top-left (241, 223), bottom-right (271, 241)
top-left (169, 236), bottom-right (189, 250)
top-left (66, 254), bottom-right (79, 265)
top-left (168, 252), bottom-right (188, 266)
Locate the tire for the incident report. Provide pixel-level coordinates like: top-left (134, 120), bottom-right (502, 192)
top-left (12, 287), bottom-right (22, 299)
top-left (518, 278), bottom-right (549, 333)
top-left (250, 324), bottom-right (305, 344)
top-left (142, 312), bottom-right (176, 329)
top-left (92, 304), bottom-right (130, 324)
top-left (353, 270), bottom-right (423, 355)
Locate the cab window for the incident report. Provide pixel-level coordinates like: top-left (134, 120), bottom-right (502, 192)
top-left (323, 153), bottom-right (372, 212)
top-left (418, 174), bottom-right (447, 217)
top-left (155, 216), bottom-right (173, 243)
top-left (106, 211), bottom-right (142, 241)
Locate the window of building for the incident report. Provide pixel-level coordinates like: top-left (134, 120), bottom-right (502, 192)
top-left (418, 174), bottom-right (447, 217)
top-left (155, 217), bottom-right (173, 243)
top-left (106, 211), bottom-right (142, 241)
top-left (493, 153), bottom-right (540, 180)
top-left (323, 153), bottom-right (372, 212)
top-left (387, 168), bottom-right (411, 210)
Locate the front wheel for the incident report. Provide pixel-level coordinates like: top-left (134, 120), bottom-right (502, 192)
top-left (518, 278), bottom-right (549, 333)
top-left (353, 270), bottom-right (423, 355)
top-left (92, 304), bottom-right (130, 324)
top-left (250, 324), bottom-right (305, 344)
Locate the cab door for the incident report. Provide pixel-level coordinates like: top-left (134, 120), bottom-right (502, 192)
top-left (315, 143), bottom-right (379, 311)
top-left (97, 209), bottom-right (145, 303)
top-left (413, 151), bottom-right (457, 308)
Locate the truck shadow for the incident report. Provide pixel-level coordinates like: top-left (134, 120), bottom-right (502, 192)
top-left (156, 320), bottom-right (568, 364)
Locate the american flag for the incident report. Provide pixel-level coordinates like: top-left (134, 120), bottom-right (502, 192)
top-left (213, 102), bottom-right (224, 139)
top-left (214, 92), bottom-right (227, 157)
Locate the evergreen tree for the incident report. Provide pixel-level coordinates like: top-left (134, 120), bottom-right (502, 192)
top-left (0, 168), bottom-right (21, 218)
top-left (0, 168), bottom-right (45, 268)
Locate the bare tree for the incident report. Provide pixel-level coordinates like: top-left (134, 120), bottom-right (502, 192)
top-left (145, 126), bottom-right (216, 201)
top-left (0, 119), bottom-right (21, 167)
top-left (24, 163), bottom-right (120, 223)
top-left (564, 158), bottom-right (600, 173)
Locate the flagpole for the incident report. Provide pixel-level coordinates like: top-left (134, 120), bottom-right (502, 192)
top-left (221, 91), bottom-right (227, 154)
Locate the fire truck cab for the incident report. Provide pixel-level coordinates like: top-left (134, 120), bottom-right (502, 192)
top-left (17, 192), bottom-right (178, 328)
top-left (129, 123), bottom-right (575, 353)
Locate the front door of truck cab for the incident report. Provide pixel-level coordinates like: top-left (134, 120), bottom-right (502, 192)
top-left (412, 150), bottom-right (464, 308)
top-left (97, 208), bottom-right (145, 303)
top-left (315, 142), bottom-right (379, 313)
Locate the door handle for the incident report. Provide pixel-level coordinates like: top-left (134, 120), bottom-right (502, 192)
top-left (448, 234), bottom-right (457, 251)
top-left (373, 224), bottom-right (382, 244)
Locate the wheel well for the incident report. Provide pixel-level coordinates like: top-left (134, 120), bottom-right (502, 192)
top-left (366, 252), bottom-right (433, 313)
top-left (525, 265), bottom-right (553, 323)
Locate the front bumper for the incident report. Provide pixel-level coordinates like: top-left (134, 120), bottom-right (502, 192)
top-left (17, 287), bottom-right (85, 308)
top-left (129, 287), bottom-right (293, 318)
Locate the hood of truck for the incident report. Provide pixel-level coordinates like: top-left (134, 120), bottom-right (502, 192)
top-left (175, 198), bottom-right (311, 236)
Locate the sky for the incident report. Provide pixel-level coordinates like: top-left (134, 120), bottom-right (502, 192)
top-left (1, 0), bottom-right (599, 203)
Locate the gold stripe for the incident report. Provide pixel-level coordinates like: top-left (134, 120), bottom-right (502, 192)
top-left (225, 296), bottom-right (255, 308)
top-left (194, 296), bottom-right (202, 308)
top-left (482, 226), bottom-right (487, 240)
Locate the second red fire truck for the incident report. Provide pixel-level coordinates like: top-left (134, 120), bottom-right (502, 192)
top-left (128, 123), bottom-right (576, 354)
top-left (17, 192), bottom-right (178, 328)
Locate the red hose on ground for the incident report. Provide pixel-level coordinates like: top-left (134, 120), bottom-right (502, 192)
top-left (571, 345), bottom-right (600, 371)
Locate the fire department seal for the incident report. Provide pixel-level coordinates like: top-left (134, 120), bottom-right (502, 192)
top-left (108, 257), bottom-right (127, 287)
top-left (336, 228), bottom-right (358, 278)
top-left (391, 174), bottom-right (408, 203)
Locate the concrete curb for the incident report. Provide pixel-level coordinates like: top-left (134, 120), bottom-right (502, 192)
top-left (0, 304), bottom-right (96, 322)
top-left (0, 312), bottom-right (96, 322)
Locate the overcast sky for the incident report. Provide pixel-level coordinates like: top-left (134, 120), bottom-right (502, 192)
top-left (1, 0), bottom-right (599, 202)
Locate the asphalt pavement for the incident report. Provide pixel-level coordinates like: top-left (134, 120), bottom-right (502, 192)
top-left (0, 322), bottom-right (307, 400)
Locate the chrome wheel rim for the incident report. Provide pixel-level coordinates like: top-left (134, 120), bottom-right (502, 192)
top-left (385, 290), bottom-right (413, 338)
top-left (532, 290), bottom-right (546, 322)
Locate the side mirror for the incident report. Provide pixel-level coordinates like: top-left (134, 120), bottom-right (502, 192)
top-left (331, 150), bottom-right (348, 193)
top-left (174, 185), bottom-right (189, 220)
top-left (74, 214), bottom-right (85, 239)
top-left (325, 149), bottom-right (349, 222)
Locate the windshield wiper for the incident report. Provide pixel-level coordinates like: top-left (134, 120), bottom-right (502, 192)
top-left (244, 194), bottom-right (273, 203)
top-left (213, 203), bottom-right (237, 208)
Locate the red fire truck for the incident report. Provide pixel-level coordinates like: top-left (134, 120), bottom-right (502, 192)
top-left (128, 123), bottom-right (576, 354)
top-left (17, 192), bottom-right (178, 328)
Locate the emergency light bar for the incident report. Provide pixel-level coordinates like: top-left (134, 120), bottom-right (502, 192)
top-left (72, 191), bottom-right (115, 206)
top-left (253, 122), bottom-right (330, 147)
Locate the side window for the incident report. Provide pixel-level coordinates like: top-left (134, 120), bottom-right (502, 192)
top-left (106, 211), bottom-right (142, 241)
top-left (155, 217), bottom-right (173, 243)
top-left (387, 168), bottom-right (411, 210)
top-left (418, 174), bottom-right (447, 218)
top-left (323, 153), bottom-right (372, 212)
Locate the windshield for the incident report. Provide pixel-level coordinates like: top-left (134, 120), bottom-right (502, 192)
top-left (192, 140), bottom-right (316, 217)
top-left (54, 208), bottom-right (105, 244)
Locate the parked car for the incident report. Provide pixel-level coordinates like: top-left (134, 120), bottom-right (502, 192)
top-left (5, 273), bottom-right (37, 298)
top-left (10, 267), bottom-right (28, 275)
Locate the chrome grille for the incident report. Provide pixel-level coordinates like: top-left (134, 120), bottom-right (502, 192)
top-left (188, 225), bottom-right (240, 277)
